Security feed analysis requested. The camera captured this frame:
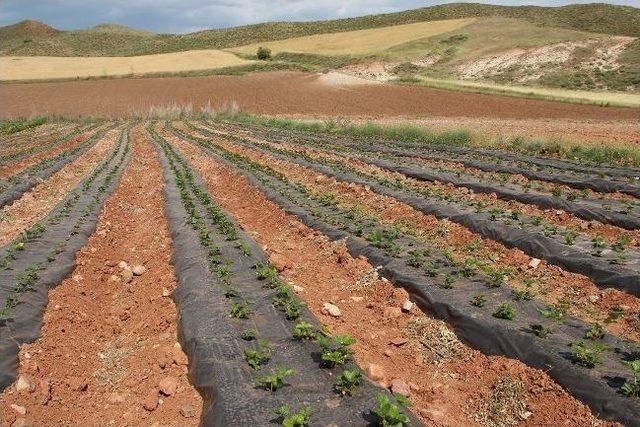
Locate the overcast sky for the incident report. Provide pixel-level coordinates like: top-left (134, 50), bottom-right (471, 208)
top-left (0, 1), bottom-right (635, 33)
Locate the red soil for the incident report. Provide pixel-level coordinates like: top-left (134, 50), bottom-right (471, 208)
top-left (1, 72), bottom-right (636, 124)
top-left (0, 127), bottom-right (202, 426)
top-left (164, 126), bottom-right (614, 427)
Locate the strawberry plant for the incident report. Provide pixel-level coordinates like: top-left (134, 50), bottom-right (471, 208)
top-left (274, 405), bottom-right (311, 426)
top-left (529, 324), bottom-right (551, 338)
top-left (230, 300), bottom-right (252, 319)
top-left (538, 303), bottom-right (566, 324)
top-left (244, 339), bottom-right (272, 369)
top-left (334, 368), bottom-right (362, 396)
top-left (571, 341), bottom-right (608, 368)
top-left (292, 321), bottom-right (317, 340)
top-left (493, 303), bottom-right (516, 320)
top-left (255, 367), bottom-right (295, 391)
top-left (621, 359), bottom-right (640, 398)
top-left (371, 393), bottom-right (410, 426)
top-left (470, 294), bottom-right (486, 307)
top-left (241, 329), bottom-right (257, 341)
top-left (585, 323), bottom-right (605, 340)
top-left (317, 334), bottom-right (356, 368)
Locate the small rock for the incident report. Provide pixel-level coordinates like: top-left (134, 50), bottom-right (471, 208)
top-left (67, 377), bottom-right (88, 392)
top-left (15, 375), bottom-right (35, 393)
top-left (106, 260), bottom-right (118, 267)
top-left (366, 364), bottom-right (385, 381)
top-left (118, 261), bottom-right (129, 269)
top-left (11, 419), bottom-right (32, 427)
top-left (390, 337), bottom-right (408, 347)
top-left (11, 404), bottom-right (26, 415)
top-left (384, 349), bottom-right (394, 357)
top-left (322, 302), bottom-right (342, 317)
top-left (293, 285), bottom-right (305, 293)
top-left (109, 275), bottom-right (120, 283)
top-left (132, 265), bottom-right (146, 276)
top-left (383, 307), bottom-right (402, 319)
top-left (107, 392), bottom-right (125, 404)
top-left (159, 377), bottom-right (178, 396)
top-left (587, 294), bottom-right (600, 303)
top-left (314, 175), bottom-right (325, 184)
top-left (521, 411), bottom-right (533, 420)
top-left (390, 378), bottom-right (411, 397)
top-left (39, 380), bottom-right (51, 405)
top-left (143, 390), bottom-right (158, 411)
top-left (528, 258), bottom-right (541, 269)
top-left (172, 348), bottom-right (189, 366)
top-left (350, 296), bottom-right (364, 302)
top-left (162, 287), bottom-right (171, 297)
top-left (401, 300), bottom-right (413, 312)
top-left (121, 268), bottom-right (133, 283)
top-left (179, 405), bottom-right (196, 418)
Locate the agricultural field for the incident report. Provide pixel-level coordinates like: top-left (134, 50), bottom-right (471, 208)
top-left (0, 114), bottom-right (639, 426)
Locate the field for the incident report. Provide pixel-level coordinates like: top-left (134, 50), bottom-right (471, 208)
top-left (0, 50), bottom-right (253, 81)
top-left (0, 113), bottom-right (639, 426)
top-left (230, 18), bottom-right (475, 56)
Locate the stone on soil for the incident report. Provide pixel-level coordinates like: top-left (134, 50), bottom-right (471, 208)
top-left (132, 265), bottom-right (146, 276)
top-left (390, 378), bottom-right (411, 397)
top-left (159, 377), bottom-right (178, 396)
top-left (322, 302), bottom-right (342, 317)
top-left (15, 375), bottom-right (35, 393)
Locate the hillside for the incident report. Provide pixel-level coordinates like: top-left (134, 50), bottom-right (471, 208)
top-left (0, 3), bottom-right (638, 57)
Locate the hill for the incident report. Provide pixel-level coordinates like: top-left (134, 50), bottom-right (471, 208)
top-left (0, 3), bottom-right (638, 57)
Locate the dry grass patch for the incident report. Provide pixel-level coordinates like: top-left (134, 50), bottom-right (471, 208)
top-left (231, 18), bottom-right (475, 56)
top-left (0, 49), bottom-right (253, 81)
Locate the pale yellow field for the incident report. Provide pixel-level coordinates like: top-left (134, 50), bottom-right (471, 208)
top-left (231, 18), bottom-right (475, 56)
top-left (0, 49), bottom-right (254, 81)
top-left (414, 76), bottom-right (640, 108)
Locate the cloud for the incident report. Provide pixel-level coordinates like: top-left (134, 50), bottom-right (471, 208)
top-left (0, 0), bottom-right (636, 33)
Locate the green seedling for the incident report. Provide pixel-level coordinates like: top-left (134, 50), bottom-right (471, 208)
top-left (605, 306), bottom-right (625, 324)
top-left (334, 369), bottom-right (362, 396)
top-left (529, 324), bottom-right (551, 338)
top-left (538, 303), bottom-right (566, 324)
top-left (292, 321), bottom-right (317, 340)
top-left (230, 300), bottom-right (252, 319)
top-left (241, 329), bottom-right (257, 341)
top-left (512, 288), bottom-right (535, 301)
top-left (367, 230), bottom-right (401, 256)
top-left (470, 294), bottom-right (486, 307)
top-left (371, 393), bottom-right (410, 427)
top-left (564, 230), bottom-right (579, 246)
top-left (621, 359), bottom-right (640, 398)
top-left (571, 341), bottom-right (608, 368)
top-left (407, 249), bottom-right (429, 268)
top-left (274, 405), bottom-right (311, 427)
top-left (317, 334), bottom-right (356, 368)
top-left (493, 303), bottom-right (516, 320)
top-left (612, 235), bottom-right (630, 253)
top-left (585, 323), bottom-right (605, 340)
top-left (441, 274), bottom-right (456, 289)
top-left (255, 367), bottom-right (295, 391)
top-left (244, 339), bottom-right (272, 369)
top-left (255, 262), bottom-right (281, 288)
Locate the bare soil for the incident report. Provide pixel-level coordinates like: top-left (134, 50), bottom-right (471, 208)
top-left (164, 128), bottom-right (613, 427)
top-left (0, 72), bottom-right (636, 125)
top-left (0, 127), bottom-right (202, 426)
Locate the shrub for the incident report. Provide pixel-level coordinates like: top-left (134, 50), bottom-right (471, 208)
top-left (257, 46), bottom-right (272, 60)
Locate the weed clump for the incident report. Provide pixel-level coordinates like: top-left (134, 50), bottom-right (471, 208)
top-left (257, 46), bottom-right (272, 60)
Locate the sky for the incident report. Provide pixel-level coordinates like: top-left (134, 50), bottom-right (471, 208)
top-left (0, 0), bottom-right (636, 34)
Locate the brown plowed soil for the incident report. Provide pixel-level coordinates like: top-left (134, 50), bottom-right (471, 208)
top-left (0, 125), bottom-right (93, 179)
top-left (1, 72), bottom-right (637, 124)
top-left (164, 127), bottom-right (613, 427)
top-left (0, 127), bottom-right (202, 426)
top-left (171, 124), bottom-right (640, 342)
top-left (0, 128), bottom-right (118, 245)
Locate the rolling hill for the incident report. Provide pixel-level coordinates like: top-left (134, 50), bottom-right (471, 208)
top-left (0, 3), bottom-right (638, 57)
